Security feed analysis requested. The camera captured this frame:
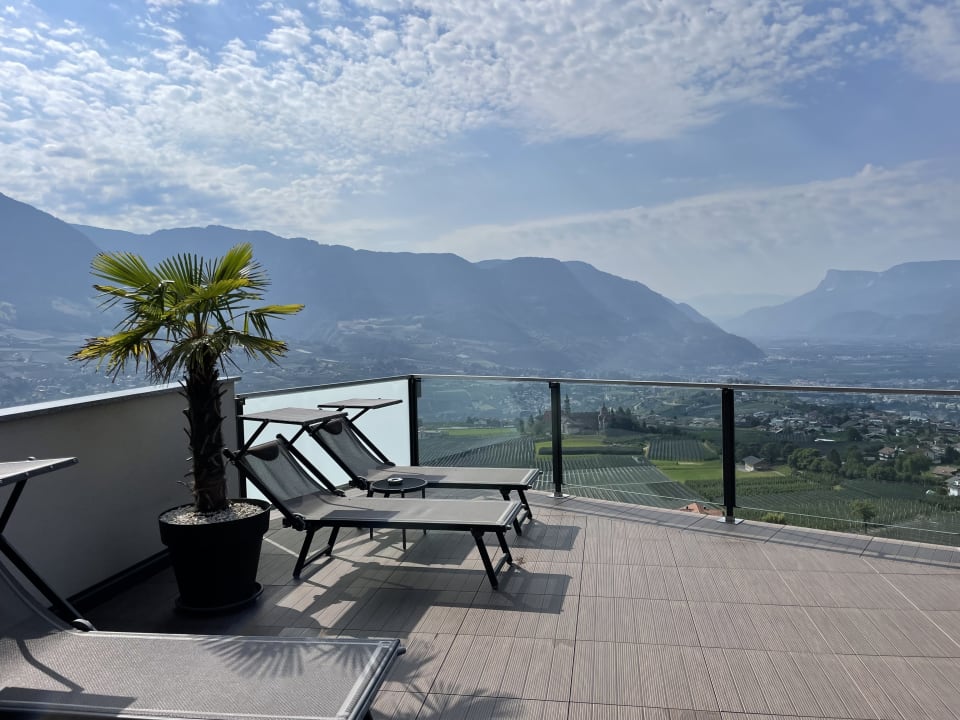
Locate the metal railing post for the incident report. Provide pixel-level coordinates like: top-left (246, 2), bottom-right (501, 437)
top-left (234, 395), bottom-right (247, 498)
top-left (408, 376), bottom-right (421, 466)
top-left (720, 387), bottom-right (741, 523)
top-left (549, 381), bottom-right (564, 497)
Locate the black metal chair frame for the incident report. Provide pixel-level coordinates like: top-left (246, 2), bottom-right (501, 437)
top-left (226, 437), bottom-right (519, 589)
top-left (305, 415), bottom-right (537, 532)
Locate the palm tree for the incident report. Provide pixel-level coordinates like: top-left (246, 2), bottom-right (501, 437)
top-left (71, 243), bottom-right (303, 513)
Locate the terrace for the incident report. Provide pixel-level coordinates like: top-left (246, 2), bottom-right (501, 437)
top-left (3, 375), bottom-right (960, 719)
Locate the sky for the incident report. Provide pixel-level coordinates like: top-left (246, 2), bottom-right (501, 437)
top-left (1, 0), bottom-right (959, 305)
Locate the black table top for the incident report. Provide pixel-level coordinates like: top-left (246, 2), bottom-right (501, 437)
top-left (368, 475), bottom-right (428, 494)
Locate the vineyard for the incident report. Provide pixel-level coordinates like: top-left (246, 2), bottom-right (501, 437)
top-left (681, 470), bottom-right (816, 502)
top-left (647, 437), bottom-right (716, 461)
top-left (542, 454), bottom-right (703, 508)
top-left (419, 432), bottom-right (536, 468)
top-left (420, 429), bottom-right (702, 509)
top-left (735, 477), bottom-right (960, 545)
top-left (416, 427), bottom-right (960, 545)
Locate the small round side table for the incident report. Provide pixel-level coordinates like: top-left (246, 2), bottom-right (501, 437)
top-left (366, 476), bottom-right (428, 549)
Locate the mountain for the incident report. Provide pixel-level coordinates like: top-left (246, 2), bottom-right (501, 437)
top-left (684, 292), bottom-right (794, 324)
top-left (0, 194), bottom-right (764, 374)
top-left (0, 193), bottom-right (102, 333)
top-left (723, 261), bottom-right (960, 342)
top-left (74, 225), bottom-right (764, 371)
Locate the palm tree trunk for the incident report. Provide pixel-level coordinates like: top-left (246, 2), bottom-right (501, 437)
top-left (184, 360), bottom-right (228, 513)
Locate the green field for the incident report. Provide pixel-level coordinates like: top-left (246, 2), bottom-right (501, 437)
top-left (419, 427), bottom-right (960, 545)
top-left (651, 459), bottom-right (722, 483)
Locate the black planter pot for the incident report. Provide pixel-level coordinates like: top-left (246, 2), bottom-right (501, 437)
top-left (158, 498), bottom-right (271, 613)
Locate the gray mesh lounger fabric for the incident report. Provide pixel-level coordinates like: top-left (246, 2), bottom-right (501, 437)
top-left (0, 560), bottom-right (402, 720)
top-left (308, 418), bottom-right (538, 531)
top-left (227, 439), bottom-right (521, 588)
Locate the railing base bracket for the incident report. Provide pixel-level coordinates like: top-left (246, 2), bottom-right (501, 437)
top-left (717, 516), bottom-right (744, 525)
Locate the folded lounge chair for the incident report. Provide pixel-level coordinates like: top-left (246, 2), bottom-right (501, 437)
top-left (306, 416), bottom-right (538, 532)
top-left (226, 438), bottom-right (521, 589)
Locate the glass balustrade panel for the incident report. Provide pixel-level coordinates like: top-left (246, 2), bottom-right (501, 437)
top-left (732, 388), bottom-right (960, 545)
top-left (559, 383), bottom-right (724, 511)
top-left (417, 377), bottom-right (549, 491)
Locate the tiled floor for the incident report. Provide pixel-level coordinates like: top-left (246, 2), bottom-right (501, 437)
top-left (87, 492), bottom-right (960, 720)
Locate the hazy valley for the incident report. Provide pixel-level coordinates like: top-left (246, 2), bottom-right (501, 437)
top-left (2, 191), bottom-right (959, 407)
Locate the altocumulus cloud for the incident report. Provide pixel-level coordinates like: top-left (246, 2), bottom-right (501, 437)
top-left (0, 0), bottom-right (957, 242)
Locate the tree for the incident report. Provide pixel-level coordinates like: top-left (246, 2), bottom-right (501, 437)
top-left (70, 244), bottom-right (303, 513)
top-left (827, 448), bottom-right (843, 468)
top-left (866, 462), bottom-right (897, 482)
top-left (894, 452), bottom-right (932, 482)
top-left (842, 449), bottom-right (867, 479)
top-left (850, 499), bottom-right (878, 532)
top-left (788, 448), bottom-right (821, 471)
top-left (760, 442), bottom-right (782, 464)
top-left (812, 457), bottom-right (839, 476)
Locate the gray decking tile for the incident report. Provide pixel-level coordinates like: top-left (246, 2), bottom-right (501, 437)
top-left (83, 491), bottom-right (960, 720)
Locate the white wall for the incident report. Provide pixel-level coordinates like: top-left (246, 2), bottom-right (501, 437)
top-left (0, 381), bottom-right (238, 597)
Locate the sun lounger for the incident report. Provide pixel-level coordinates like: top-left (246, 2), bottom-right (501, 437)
top-left (0, 457), bottom-right (403, 720)
top-left (226, 438), bottom-right (521, 589)
top-left (305, 415), bottom-right (538, 532)
top-left (0, 557), bottom-right (402, 720)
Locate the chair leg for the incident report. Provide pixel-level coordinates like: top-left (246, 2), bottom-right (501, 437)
top-left (293, 529), bottom-right (316, 579)
top-left (472, 528), bottom-right (515, 590)
top-left (496, 530), bottom-right (513, 565)
top-left (471, 529), bottom-right (498, 590)
top-left (326, 526), bottom-right (340, 555)
top-left (293, 527), bottom-right (339, 579)
top-left (499, 489), bottom-right (522, 535)
top-left (516, 488), bottom-right (533, 520)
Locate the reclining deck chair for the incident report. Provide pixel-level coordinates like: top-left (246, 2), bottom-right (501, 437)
top-left (0, 560), bottom-right (402, 720)
top-left (306, 417), bottom-right (538, 532)
top-left (226, 438), bottom-right (520, 589)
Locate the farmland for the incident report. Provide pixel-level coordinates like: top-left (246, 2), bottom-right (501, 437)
top-left (419, 431), bottom-right (536, 468)
top-left (647, 437), bottom-right (716, 462)
top-left (418, 425), bottom-right (960, 545)
top-left (545, 453), bottom-right (700, 508)
top-left (421, 428), bottom-right (703, 508)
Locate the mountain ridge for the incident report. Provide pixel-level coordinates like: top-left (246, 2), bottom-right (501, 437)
top-left (3, 192), bottom-right (764, 374)
top-left (723, 260), bottom-right (960, 342)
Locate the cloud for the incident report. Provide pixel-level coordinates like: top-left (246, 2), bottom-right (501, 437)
top-left (897, 2), bottom-right (960, 81)
top-left (425, 162), bottom-right (960, 299)
top-left (146, 0), bottom-right (219, 7)
top-left (0, 0), bottom-right (956, 238)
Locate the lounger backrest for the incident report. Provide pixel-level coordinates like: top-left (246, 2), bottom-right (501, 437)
top-left (309, 419), bottom-right (391, 482)
top-left (229, 440), bottom-right (332, 507)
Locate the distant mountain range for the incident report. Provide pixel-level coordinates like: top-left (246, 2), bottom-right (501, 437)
top-left (723, 261), bottom-right (960, 342)
top-left (685, 292), bottom-right (793, 325)
top-left (0, 192), bottom-right (762, 374)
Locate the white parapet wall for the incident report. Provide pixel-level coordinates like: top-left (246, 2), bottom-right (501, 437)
top-left (0, 380), bottom-right (239, 598)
